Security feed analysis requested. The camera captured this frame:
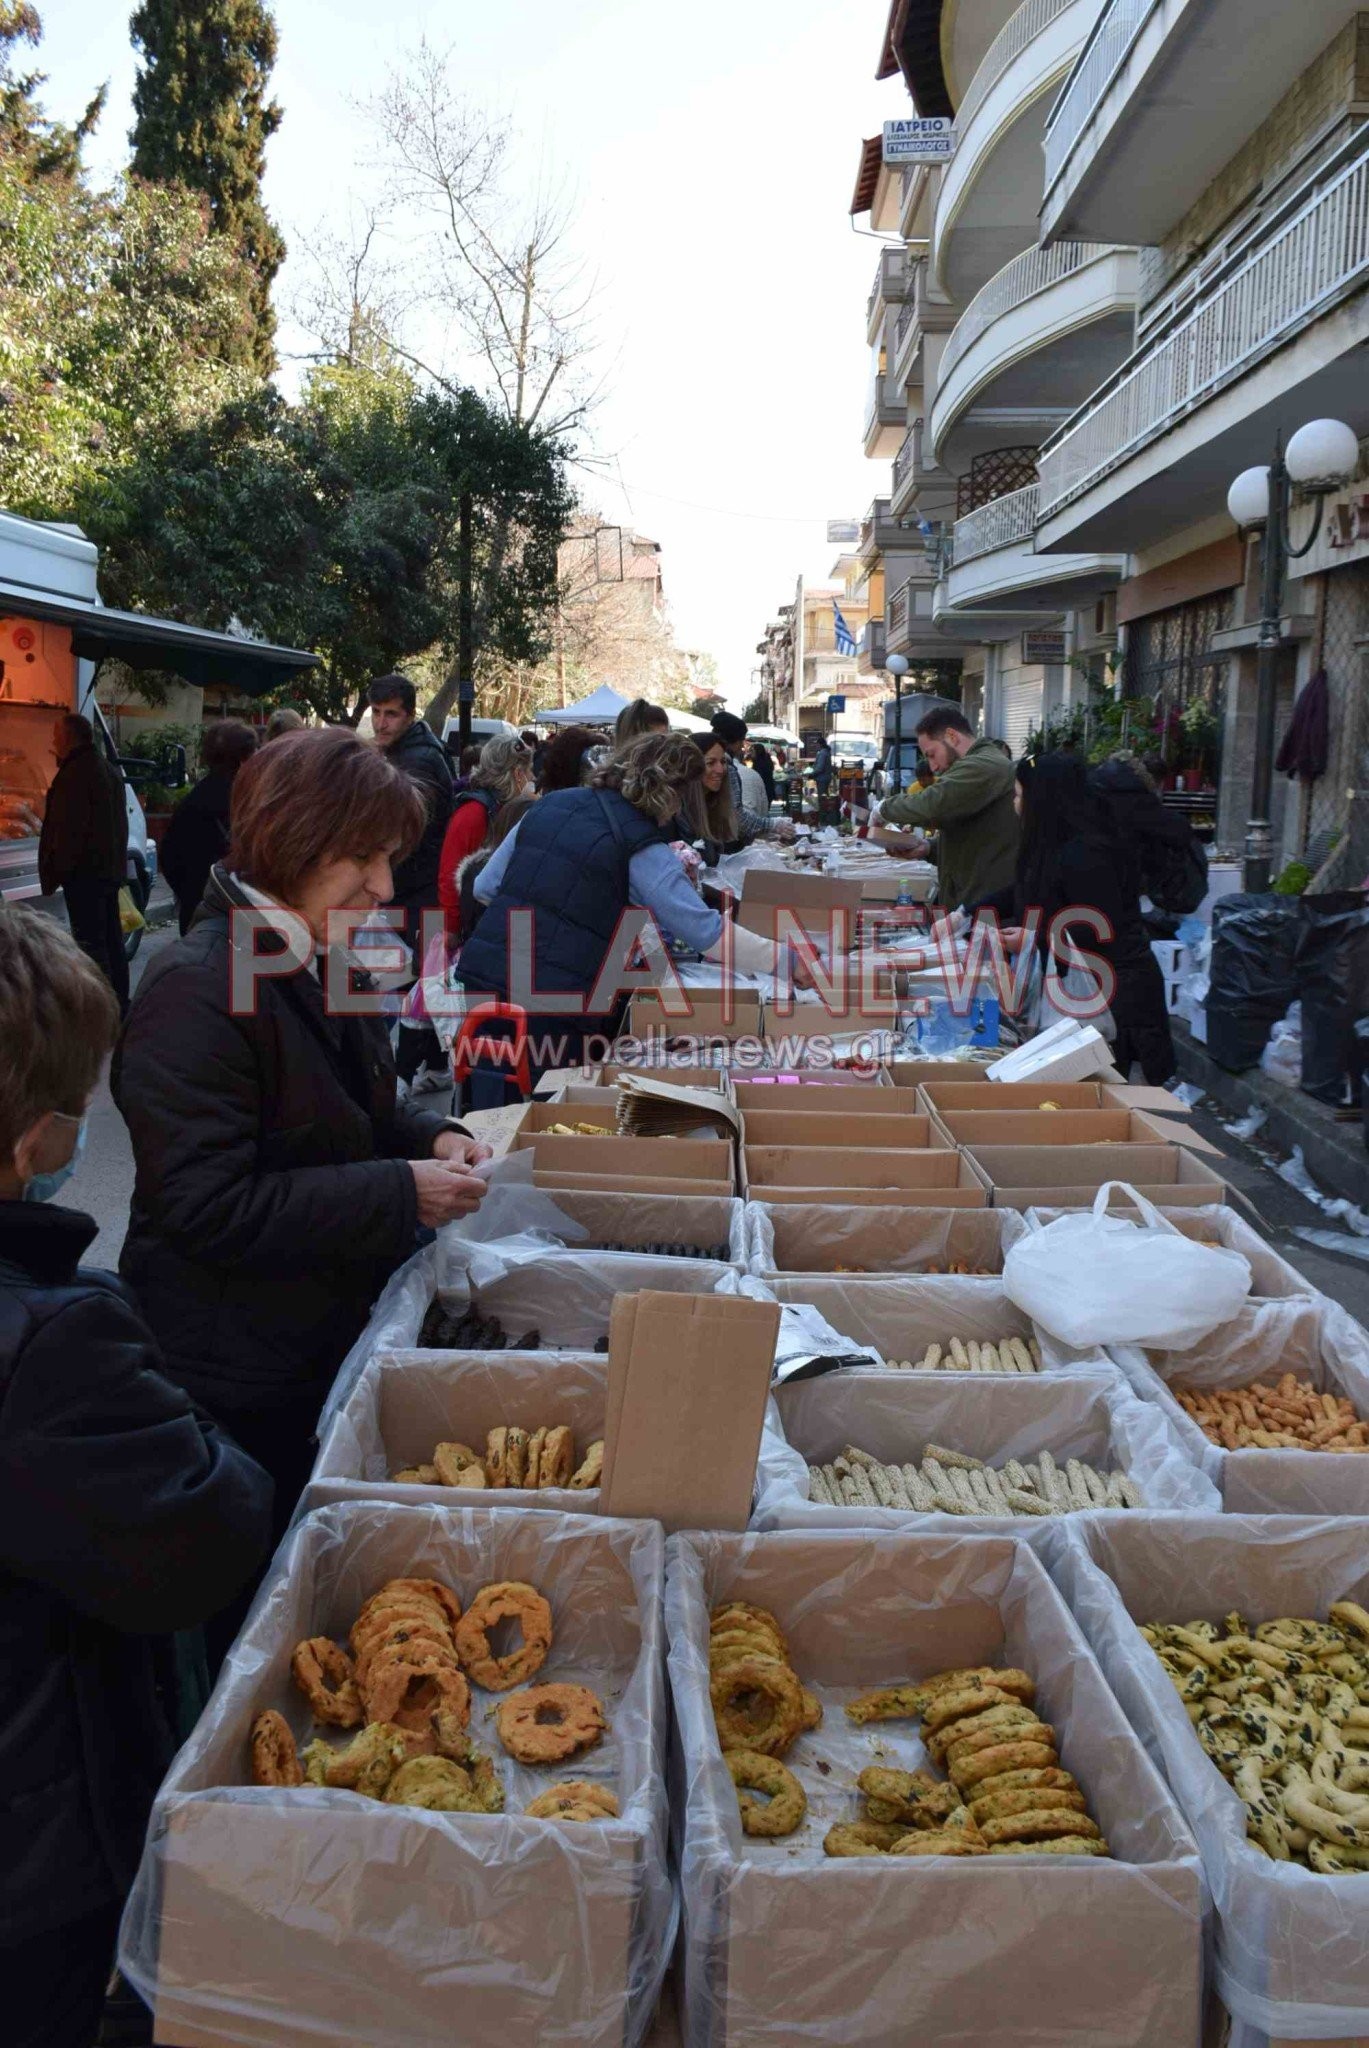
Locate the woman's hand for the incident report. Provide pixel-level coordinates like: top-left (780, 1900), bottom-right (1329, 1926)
top-left (431, 1130), bottom-right (493, 1168)
top-left (997, 926), bottom-right (1025, 953)
top-left (410, 1158), bottom-right (487, 1226)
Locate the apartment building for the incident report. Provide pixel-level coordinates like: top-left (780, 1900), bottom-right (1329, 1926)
top-left (856, 0), bottom-right (1369, 880)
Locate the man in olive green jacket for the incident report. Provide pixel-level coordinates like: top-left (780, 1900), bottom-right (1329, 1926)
top-left (876, 706), bottom-right (1019, 909)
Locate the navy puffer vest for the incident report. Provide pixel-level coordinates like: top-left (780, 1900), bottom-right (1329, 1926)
top-left (458, 786), bottom-right (665, 1011)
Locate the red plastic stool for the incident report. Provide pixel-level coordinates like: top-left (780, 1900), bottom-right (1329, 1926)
top-left (450, 1000), bottom-right (532, 1097)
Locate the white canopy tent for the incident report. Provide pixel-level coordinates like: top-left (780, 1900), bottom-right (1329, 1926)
top-left (665, 708), bottom-right (712, 733)
top-left (535, 684), bottom-right (631, 728)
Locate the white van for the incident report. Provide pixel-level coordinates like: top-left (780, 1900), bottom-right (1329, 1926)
top-left (440, 715), bottom-right (521, 752)
top-left (0, 509), bottom-right (318, 937)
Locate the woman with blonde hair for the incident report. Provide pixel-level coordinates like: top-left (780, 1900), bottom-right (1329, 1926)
top-left (457, 730), bottom-right (815, 1101)
top-left (436, 733), bottom-right (534, 938)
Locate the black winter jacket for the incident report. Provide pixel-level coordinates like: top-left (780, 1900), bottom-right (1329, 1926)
top-left (159, 769), bottom-right (234, 934)
top-left (38, 740), bottom-right (129, 894)
top-left (0, 1201), bottom-right (271, 1941)
top-left (385, 718), bottom-right (454, 919)
top-left (111, 867), bottom-right (449, 1421)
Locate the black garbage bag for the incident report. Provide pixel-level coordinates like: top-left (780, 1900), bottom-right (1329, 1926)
top-left (1297, 892), bottom-right (1369, 1105)
top-left (1356, 1016), bottom-right (1369, 1152)
top-left (1206, 894), bottom-right (1302, 1073)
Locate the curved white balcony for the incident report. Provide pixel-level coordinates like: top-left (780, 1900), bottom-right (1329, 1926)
top-left (928, 242), bottom-right (1137, 473)
top-left (1042, 0), bottom-right (1361, 248)
top-left (934, 0), bottom-right (1102, 305)
top-left (941, 484), bottom-right (1125, 621)
top-left (1037, 131), bottom-right (1369, 552)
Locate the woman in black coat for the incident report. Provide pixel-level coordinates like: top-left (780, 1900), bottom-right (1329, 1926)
top-left (112, 731), bottom-right (491, 1598)
top-left (992, 751), bottom-right (1175, 1084)
top-left (159, 717), bottom-right (259, 934)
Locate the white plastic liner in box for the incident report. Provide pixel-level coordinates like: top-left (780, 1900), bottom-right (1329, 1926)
top-left (751, 1368), bottom-right (1220, 1536)
top-left (1025, 1203), bottom-right (1315, 1303)
top-left (745, 1201), bottom-right (1028, 1278)
top-left (755, 1273), bottom-right (1114, 1376)
top-left (120, 1502), bottom-right (671, 2048)
top-left (439, 1184), bottom-right (748, 1295)
top-left (320, 1237), bottom-right (736, 1435)
top-left (1111, 1297), bottom-right (1369, 1516)
top-left (666, 1528), bottom-right (1204, 2048)
top-left (1049, 1514), bottom-right (1369, 2041)
top-left (307, 1349), bottom-right (608, 1515)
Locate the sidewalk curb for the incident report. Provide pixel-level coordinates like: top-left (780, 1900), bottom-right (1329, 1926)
top-left (1173, 1025), bottom-right (1369, 1212)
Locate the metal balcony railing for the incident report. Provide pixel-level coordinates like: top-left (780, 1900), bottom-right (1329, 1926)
top-left (937, 243), bottom-right (1116, 395)
top-left (955, 0), bottom-right (1082, 143)
top-left (892, 419), bottom-right (926, 496)
top-left (888, 583), bottom-right (909, 640)
top-left (1038, 137), bottom-right (1369, 520)
top-left (1043, 0), bottom-right (1157, 195)
top-left (953, 483), bottom-right (1040, 566)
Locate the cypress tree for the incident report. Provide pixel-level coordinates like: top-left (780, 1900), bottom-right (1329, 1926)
top-left (129, 0), bottom-right (285, 374)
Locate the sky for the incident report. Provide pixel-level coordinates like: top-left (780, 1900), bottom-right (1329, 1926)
top-left (39, 0), bottom-right (903, 706)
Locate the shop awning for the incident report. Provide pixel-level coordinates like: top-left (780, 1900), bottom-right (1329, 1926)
top-left (0, 582), bottom-right (319, 694)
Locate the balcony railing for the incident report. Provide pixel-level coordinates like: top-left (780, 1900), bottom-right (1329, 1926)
top-left (860, 619), bottom-right (888, 667)
top-left (937, 242), bottom-right (1115, 396)
top-left (1043, 0), bottom-right (1157, 196)
top-left (1038, 137), bottom-right (1369, 521)
top-left (955, 0), bottom-right (1081, 143)
top-left (892, 419), bottom-right (925, 495)
top-left (954, 484), bottom-right (1040, 566)
top-left (867, 246), bottom-right (911, 324)
top-left (887, 582), bottom-right (909, 640)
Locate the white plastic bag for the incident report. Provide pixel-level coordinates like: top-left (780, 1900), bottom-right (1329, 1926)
top-left (1003, 1180), bottom-right (1251, 1350)
top-left (1260, 1000), bottom-right (1302, 1085)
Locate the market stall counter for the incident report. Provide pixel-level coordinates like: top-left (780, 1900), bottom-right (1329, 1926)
top-left (121, 1502), bottom-right (671, 2048)
top-left (666, 1528), bottom-right (1204, 2047)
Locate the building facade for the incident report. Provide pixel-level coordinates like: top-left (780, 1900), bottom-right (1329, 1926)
top-left (851, 0), bottom-right (1369, 882)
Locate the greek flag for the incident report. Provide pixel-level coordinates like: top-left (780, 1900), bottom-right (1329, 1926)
top-left (833, 601), bottom-right (856, 656)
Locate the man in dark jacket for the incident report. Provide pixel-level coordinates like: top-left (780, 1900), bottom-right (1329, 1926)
top-left (368, 673), bottom-right (453, 960)
top-left (159, 717), bottom-right (258, 934)
top-left (0, 904), bottom-right (272, 2048)
top-left (38, 712), bottom-right (130, 1010)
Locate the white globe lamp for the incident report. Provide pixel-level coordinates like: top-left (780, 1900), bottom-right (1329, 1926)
top-left (884, 653), bottom-right (910, 677)
top-left (1285, 417), bottom-right (1359, 491)
top-left (1227, 466), bottom-right (1272, 528)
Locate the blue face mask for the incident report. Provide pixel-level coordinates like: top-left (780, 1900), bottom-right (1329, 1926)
top-left (22, 1115), bottom-right (87, 1204)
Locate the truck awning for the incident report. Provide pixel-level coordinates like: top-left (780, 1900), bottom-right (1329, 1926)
top-left (0, 582), bottom-right (319, 694)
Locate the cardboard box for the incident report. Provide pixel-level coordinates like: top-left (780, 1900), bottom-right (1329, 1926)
top-left (740, 1109), bottom-right (939, 1152)
top-left (968, 1142), bottom-right (1229, 1211)
top-left (306, 1350), bottom-right (610, 1513)
top-left (739, 868), bottom-right (865, 918)
top-left (592, 1063), bottom-right (730, 1092)
top-left (510, 1103), bottom-right (735, 1190)
top-left (533, 1169), bottom-right (727, 1197)
top-left (764, 1273), bottom-right (1080, 1370)
top-left (888, 1058), bottom-right (1005, 1086)
top-left (668, 1529), bottom-right (1203, 2047)
top-left (921, 1080), bottom-right (1195, 1118)
top-left (744, 1146), bottom-right (976, 1197)
top-left (598, 1292), bottom-right (779, 1533)
top-left (626, 988), bottom-right (763, 1044)
top-left (747, 1203), bottom-right (1025, 1278)
top-left (733, 1081), bottom-right (920, 1115)
top-left (931, 1106), bottom-right (1212, 1151)
top-left (509, 1187), bottom-right (745, 1263)
top-left (753, 1182), bottom-right (989, 1208)
top-left (140, 1504), bottom-right (668, 2048)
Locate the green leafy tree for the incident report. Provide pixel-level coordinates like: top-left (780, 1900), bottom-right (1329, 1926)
top-left (94, 366), bottom-right (574, 724)
top-left (129, 0), bottom-right (285, 373)
top-left (0, 3), bottom-right (105, 177)
top-left (0, 155), bottom-right (254, 516)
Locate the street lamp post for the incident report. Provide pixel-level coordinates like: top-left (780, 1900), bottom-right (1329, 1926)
top-left (884, 652), bottom-right (910, 793)
top-left (1227, 417), bottom-right (1359, 892)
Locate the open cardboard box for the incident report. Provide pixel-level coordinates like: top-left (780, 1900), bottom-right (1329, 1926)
top-left (1025, 1202), bottom-right (1311, 1301)
top-left (967, 1142), bottom-right (1229, 1211)
top-left (753, 1368), bottom-right (1218, 1539)
top-left (739, 867), bottom-right (864, 918)
top-left (1110, 1296), bottom-right (1369, 1517)
top-left (1050, 1515), bottom-right (1369, 2046)
top-left (503, 1187), bottom-right (745, 1264)
top-left (740, 1108), bottom-right (939, 1152)
top-left (921, 1079), bottom-right (1195, 1118)
top-left (591, 1063), bottom-right (731, 1092)
top-left (306, 1350), bottom-right (609, 1514)
top-left (666, 1527), bottom-right (1203, 2048)
top-left (932, 1105), bottom-right (1213, 1151)
top-left (762, 1273), bottom-right (1104, 1373)
top-left (732, 1078), bottom-right (904, 1110)
top-left (533, 1168), bottom-right (728, 1196)
top-left (626, 988), bottom-right (763, 1044)
top-left (509, 1102), bottom-right (735, 1192)
top-left (888, 1057), bottom-right (1005, 1086)
top-left (126, 1503), bottom-right (670, 2048)
top-left (746, 1202), bottom-right (1026, 1278)
top-left (744, 1146), bottom-right (979, 1202)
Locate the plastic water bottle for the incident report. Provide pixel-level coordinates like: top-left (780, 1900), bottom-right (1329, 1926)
top-left (896, 877), bottom-right (914, 910)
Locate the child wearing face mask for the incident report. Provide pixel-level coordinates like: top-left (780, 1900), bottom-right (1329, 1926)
top-left (0, 904), bottom-right (274, 2048)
